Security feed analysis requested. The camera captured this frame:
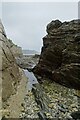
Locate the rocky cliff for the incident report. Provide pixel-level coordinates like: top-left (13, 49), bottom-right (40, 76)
top-left (8, 39), bottom-right (22, 57)
top-left (0, 20), bottom-right (22, 102)
top-left (33, 19), bottom-right (80, 90)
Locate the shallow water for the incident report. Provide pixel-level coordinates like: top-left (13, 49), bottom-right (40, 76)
top-left (24, 69), bottom-right (38, 90)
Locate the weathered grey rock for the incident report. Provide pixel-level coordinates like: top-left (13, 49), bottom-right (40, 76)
top-left (16, 55), bottom-right (39, 69)
top-left (0, 20), bottom-right (22, 102)
top-left (8, 39), bottom-right (23, 57)
top-left (33, 19), bottom-right (80, 90)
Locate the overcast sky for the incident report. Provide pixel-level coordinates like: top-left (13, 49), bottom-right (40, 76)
top-left (1, 2), bottom-right (78, 52)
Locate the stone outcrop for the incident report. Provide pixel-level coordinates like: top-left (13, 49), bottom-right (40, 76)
top-left (33, 19), bottom-right (80, 90)
top-left (16, 54), bottom-right (39, 70)
top-left (8, 39), bottom-right (23, 57)
top-left (0, 20), bottom-right (22, 102)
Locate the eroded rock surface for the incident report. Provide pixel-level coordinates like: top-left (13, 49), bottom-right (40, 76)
top-left (16, 54), bottom-right (39, 70)
top-left (7, 39), bottom-right (23, 57)
top-left (33, 19), bottom-right (80, 90)
top-left (0, 20), bottom-right (22, 103)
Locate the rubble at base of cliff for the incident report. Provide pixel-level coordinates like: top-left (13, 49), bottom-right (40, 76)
top-left (18, 78), bottom-right (80, 120)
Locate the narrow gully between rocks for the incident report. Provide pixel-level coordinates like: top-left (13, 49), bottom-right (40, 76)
top-left (23, 69), bottom-right (51, 120)
top-left (23, 69), bottom-right (80, 120)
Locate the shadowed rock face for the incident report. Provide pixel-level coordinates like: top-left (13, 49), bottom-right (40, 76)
top-left (33, 19), bottom-right (80, 90)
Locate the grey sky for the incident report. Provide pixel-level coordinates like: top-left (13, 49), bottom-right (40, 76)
top-left (78, 1), bottom-right (80, 18)
top-left (2, 2), bottom-right (78, 52)
top-left (0, 3), bottom-right (2, 18)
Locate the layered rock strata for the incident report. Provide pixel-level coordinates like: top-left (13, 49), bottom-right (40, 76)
top-left (33, 20), bottom-right (80, 90)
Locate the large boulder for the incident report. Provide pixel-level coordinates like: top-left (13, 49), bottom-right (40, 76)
top-left (0, 20), bottom-right (22, 102)
top-left (33, 19), bottom-right (80, 90)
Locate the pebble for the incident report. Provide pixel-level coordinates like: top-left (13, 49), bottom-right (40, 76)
top-left (41, 80), bottom-right (79, 119)
top-left (48, 103), bottom-right (54, 108)
top-left (58, 106), bottom-right (66, 113)
top-left (20, 90), bottom-right (39, 118)
top-left (34, 107), bottom-right (39, 111)
top-left (45, 112), bottom-right (51, 116)
top-left (72, 108), bottom-right (78, 112)
top-left (70, 103), bottom-right (76, 108)
top-left (19, 68), bottom-right (79, 119)
top-left (21, 108), bottom-right (25, 112)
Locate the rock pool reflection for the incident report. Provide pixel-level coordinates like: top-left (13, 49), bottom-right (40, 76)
top-left (24, 69), bottom-right (38, 90)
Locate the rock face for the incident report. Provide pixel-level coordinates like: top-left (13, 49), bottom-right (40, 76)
top-left (8, 39), bottom-right (23, 57)
top-left (33, 20), bottom-right (80, 90)
top-left (0, 20), bottom-right (22, 102)
top-left (16, 54), bottom-right (39, 70)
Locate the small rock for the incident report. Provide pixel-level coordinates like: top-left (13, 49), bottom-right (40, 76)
top-left (46, 112), bottom-right (51, 116)
top-left (58, 106), bottom-right (66, 113)
top-left (21, 108), bottom-right (25, 112)
top-left (34, 107), bottom-right (40, 111)
top-left (38, 112), bottom-right (47, 120)
top-left (70, 104), bottom-right (76, 108)
top-left (48, 103), bottom-right (54, 108)
top-left (72, 108), bottom-right (78, 112)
